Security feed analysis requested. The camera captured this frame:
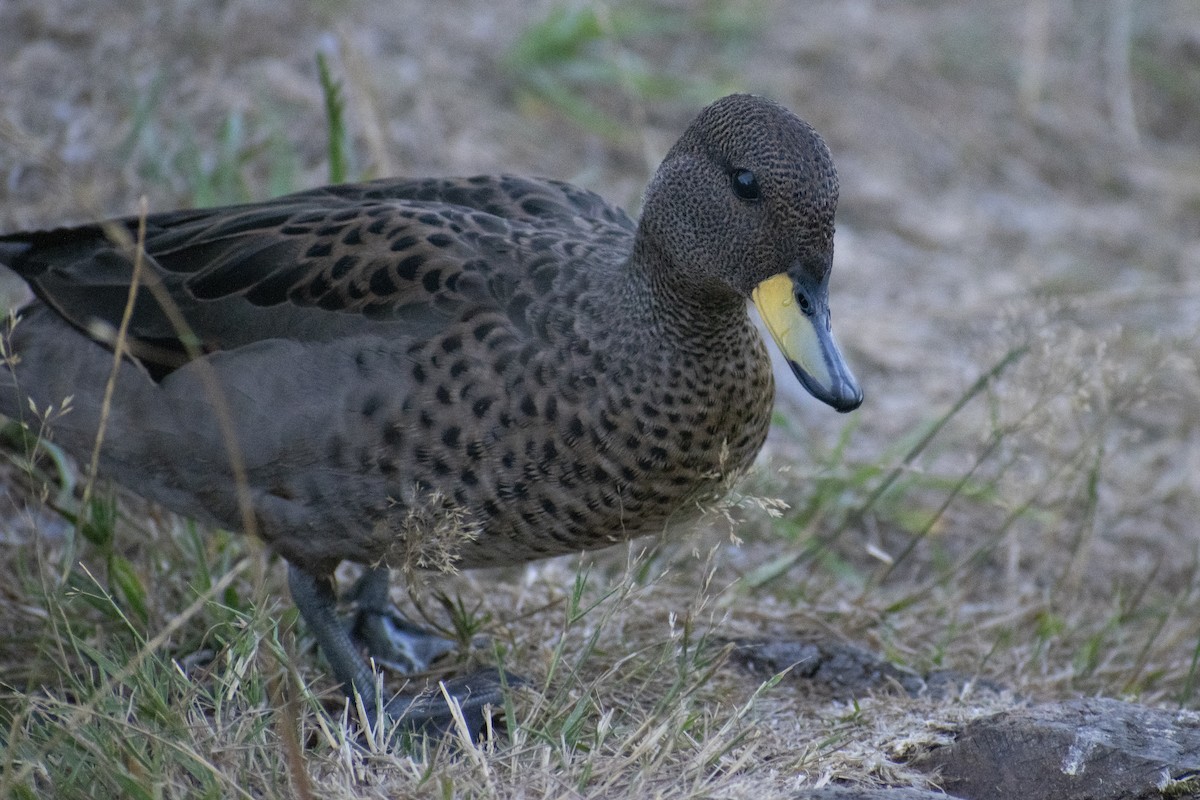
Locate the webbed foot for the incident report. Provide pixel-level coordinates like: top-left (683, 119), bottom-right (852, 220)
top-left (374, 667), bottom-right (524, 740)
top-left (344, 567), bottom-right (457, 672)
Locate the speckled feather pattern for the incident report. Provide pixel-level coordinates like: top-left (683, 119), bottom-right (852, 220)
top-left (0, 94), bottom-right (840, 577)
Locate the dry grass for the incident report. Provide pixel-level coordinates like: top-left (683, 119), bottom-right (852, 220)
top-left (1, 0), bottom-right (1199, 797)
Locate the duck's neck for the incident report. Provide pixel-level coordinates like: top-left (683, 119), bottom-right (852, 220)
top-left (614, 237), bottom-right (750, 358)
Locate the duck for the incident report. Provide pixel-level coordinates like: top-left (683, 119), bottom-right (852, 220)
top-left (0, 93), bottom-right (862, 736)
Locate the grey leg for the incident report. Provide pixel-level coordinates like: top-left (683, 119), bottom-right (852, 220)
top-left (287, 566), bottom-right (377, 701)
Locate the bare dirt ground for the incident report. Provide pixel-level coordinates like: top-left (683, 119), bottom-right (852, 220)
top-left (1, 1), bottom-right (1198, 797)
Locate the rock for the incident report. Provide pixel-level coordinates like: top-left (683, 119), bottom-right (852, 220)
top-left (727, 637), bottom-right (1003, 700)
top-left (909, 697), bottom-right (1200, 800)
top-left (794, 788), bottom-right (963, 799)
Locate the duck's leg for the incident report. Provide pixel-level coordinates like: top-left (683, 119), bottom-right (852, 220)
top-left (343, 566), bottom-right (456, 672)
top-left (287, 564), bottom-right (515, 738)
top-left (287, 566), bottom-right (376, 700)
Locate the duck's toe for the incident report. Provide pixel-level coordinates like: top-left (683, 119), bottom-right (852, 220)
top-left (379, 667), bottom-right (526, 741)
top-left (349, 604), bottom-right (458, 674)
top-left (344, 567), bottom-right (457, 673)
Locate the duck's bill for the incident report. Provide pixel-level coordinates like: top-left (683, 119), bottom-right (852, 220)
top-left (752, 274), bottom-right (863, 413)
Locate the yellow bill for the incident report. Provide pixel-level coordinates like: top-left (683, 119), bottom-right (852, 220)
top-left (752, 273), bottom-right (862, 413)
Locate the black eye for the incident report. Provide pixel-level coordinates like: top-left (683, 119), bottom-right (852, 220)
top-left (730, 169), bottom-right (761, 201)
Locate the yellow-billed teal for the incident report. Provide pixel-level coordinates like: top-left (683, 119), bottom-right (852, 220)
top-left (0, 93), bottom-right (862, 734)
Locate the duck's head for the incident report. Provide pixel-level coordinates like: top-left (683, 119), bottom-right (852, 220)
top-left (639, 93), bottom-right (863, 413)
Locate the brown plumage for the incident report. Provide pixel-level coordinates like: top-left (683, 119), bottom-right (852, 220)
top-left (0, 94), bottom-right (861, 733)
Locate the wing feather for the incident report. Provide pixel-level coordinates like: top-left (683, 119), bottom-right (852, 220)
top-left (0, 176), bottom-right (635, 379)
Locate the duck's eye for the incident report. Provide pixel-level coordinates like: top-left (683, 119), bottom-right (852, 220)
top-left (731, 169), bottom-right (761, 201)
